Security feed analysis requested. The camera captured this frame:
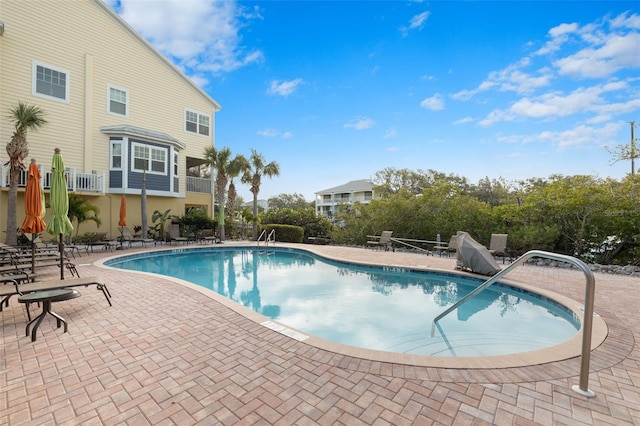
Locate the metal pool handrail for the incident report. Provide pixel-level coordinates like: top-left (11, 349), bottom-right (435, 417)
top-left (431, 250), bottom-right (597, 398)
top-left (256, 229), bottom-right (276, 247)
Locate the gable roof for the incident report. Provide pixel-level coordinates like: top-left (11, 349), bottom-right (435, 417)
top-left (93, 0), bottom-right (221, 111)
top-left (316, 179), bottom-right (373, 194)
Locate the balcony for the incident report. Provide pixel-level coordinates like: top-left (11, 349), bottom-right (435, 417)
top-left (2, 165), bottom-right (212, 195)
top-left (186, 176), bottom-right (212, 193)
top-left (1, 164), bottom-right (105, 193)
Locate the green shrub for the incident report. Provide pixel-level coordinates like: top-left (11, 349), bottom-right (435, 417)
top-left (261, 207), bottom-right (333, 240)
top-left (261, 224), bottom-right (304, 243)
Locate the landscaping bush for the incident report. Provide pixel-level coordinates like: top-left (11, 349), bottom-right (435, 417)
top-left (261, 207), bottom-right (332, 241)
top-left (261, 224), bottom-right (304, 243)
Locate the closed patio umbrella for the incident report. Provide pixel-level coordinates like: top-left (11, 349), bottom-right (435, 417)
top-left (20, 159), bottom-right (47, 273)
top-left (118, 194), bottom-right (126, 247)
top-left (45, 148), bottom-right (73, 279)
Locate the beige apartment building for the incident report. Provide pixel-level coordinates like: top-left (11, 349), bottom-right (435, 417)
top-left (315, 179), bottom-right (374, 220)
top-left (0, 0), bottom-right (219, 240)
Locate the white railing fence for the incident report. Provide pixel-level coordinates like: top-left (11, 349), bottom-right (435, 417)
top-left (1, 164), bottom-right (105, 193)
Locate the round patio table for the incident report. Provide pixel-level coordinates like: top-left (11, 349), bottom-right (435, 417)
top-left (18, 288), bottom-right (81, 342)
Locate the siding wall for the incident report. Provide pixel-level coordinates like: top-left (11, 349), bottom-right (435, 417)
top-left (0, 0), bottom-right (217, 185)
top-left (0, 0), bottom-right (219, 237)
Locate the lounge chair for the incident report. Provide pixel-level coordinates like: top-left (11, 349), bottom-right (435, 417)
top-left (169, 224), bottom-right (188, 245)
top-left (0, 250), bottom-right (78, 277)
top-left (0, 276), bottom-right (111, 312)
top-left (86, 232), bottom-right (117, 252)
top-left (488, 233), bottom-right (509, 263)
top-left (198, 229), bottom-right (220, 244)
top-left (0, 273), bottom-right (38, 309)
top-left (121, 227), bottom-right (155, 248)
top-left (366, 231), bottom-right (394, 251)
top-left (434, 235), bottom-right (457, 257)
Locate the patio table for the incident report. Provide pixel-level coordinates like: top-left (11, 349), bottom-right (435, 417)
top-left (18, 288), bottom-right (81, 342)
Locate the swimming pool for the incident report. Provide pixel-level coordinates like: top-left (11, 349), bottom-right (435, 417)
top-left (104, 246), bottom-right (583, 358)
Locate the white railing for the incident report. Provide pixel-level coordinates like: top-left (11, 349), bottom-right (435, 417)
top-left (186, 176), bottom-right (212, 193)
top-left (1, 164), bottom-right (105, 193)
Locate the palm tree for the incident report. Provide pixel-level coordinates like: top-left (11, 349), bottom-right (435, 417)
top-left (67, 194), bottom-right (102, 241)
top-left (241, 148), bottom-right (280, 240)
top-left (5, 102), bottom-right (47, 245)
top-left (226, 154), bottom-right (249, 231)
top-left (203, 146), bottom-right (232, 240)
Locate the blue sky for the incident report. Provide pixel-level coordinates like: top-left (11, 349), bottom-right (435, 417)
top-left (105, 0), bottom-right (640, 202)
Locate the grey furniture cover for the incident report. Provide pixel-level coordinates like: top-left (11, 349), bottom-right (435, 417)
top-left (455, 232), bottom-right (501, 276)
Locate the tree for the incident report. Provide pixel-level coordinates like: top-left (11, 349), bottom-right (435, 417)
top-left (67, 194), bottom-right (101, 241)
top-left (607, 121), bottom-right (639, 174)
top-left (5, 102), bottom-right (47, 245)
top-left (241, 148), bottom-right (280, 240)
top-left (518, 175), bottom-right (615, 258)
top-left (267, 193), bottom-right (312, 210)
top-left (372, 167), bottom-right (469, 197)
top-left (226, 154), bottom-right (249, 234)
top-left (204, 146), bottom-right (233, 240)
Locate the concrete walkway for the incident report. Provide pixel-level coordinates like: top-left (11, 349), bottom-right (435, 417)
top-left (1, 242), bottom-right (638, 425)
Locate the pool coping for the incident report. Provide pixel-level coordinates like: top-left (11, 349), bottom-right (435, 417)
top-left (96, 243), bottom-right (608, 370)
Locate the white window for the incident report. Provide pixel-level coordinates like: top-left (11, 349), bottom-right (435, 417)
top-left (132, 143), bottom-right (167, 174)
top-left (110, 139), bottom-right (123, 170)
top-left (185, 109), bottom-right (210, 136)
top-left (32, 61), bottom-right (69, 102)
top-left (174, 152), bottom-right (179, 176)
top-left (108, 85), bottom-right (128, 116)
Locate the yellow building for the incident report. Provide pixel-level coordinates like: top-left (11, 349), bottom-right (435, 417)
top-left (0, 0), bottom-right (220, 240)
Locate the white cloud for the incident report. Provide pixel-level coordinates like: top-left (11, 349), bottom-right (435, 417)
top-left (535, 22), bottom-right (578, 55)
top-left (497, 122), bottom-right (622, 150)
top-left (480, 80), bottom-right (631, 125)
top-left (344, 117), bottom-right (375, 130)
top-left (453, 117), bottom-right (474, 125)
top-left (452, 58), bottom-right (552, 100)
top-left (384, 128), bottom-right (397, 139)
top-left (256, 128), bottom-right (292, 138)
top-left (420, 94), bottom-right (444, 110)
top-left (479, 109), bottom-right (515, 127)
top-left (108, 0), bottom-right (263, 83)
top-left (555, 33), bottom-right (640, 78)
top-left (400, 11), bottom-right (430, 37)
top-left (549, 22), bottom-right (579, 38)
top-left (609, 11), bottom-right (640, 30)
top-left (257, 128), bottom-right (279, 137)
top-left (450, 88), bottom-right (478, 102)
top-left (554, 122), bottom-right (621, 148)
top-left (267, 78), bottom-right (304, 97)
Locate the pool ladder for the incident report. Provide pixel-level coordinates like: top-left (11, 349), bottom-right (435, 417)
top-left (257, 229), bottom-right (276, 247)
top-left (431, 250), bottom-right (597, 398)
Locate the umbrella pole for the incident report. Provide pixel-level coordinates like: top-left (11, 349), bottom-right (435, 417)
top-left (59, 233), bottom-right (65, 280)
top-left (31, 234), bottom-right (37, 275)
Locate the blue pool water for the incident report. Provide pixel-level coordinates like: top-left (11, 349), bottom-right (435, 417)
top-left (105, 247), bottom-right (580, 357)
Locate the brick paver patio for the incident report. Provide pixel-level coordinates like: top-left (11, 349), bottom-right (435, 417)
top-left (1, 242), bottom-right (638, 425)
